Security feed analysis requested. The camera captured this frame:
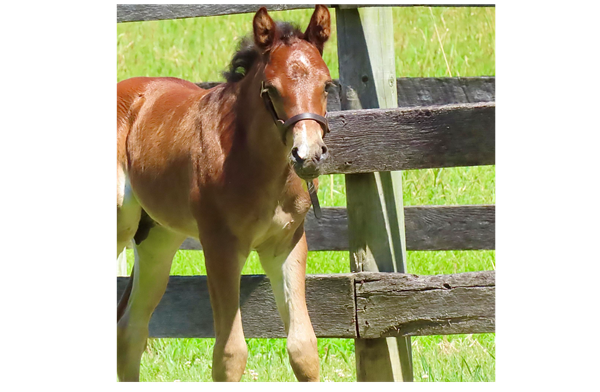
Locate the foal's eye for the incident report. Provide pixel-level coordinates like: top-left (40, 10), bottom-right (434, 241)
top-left (265, 84), bottom-right (280, 99)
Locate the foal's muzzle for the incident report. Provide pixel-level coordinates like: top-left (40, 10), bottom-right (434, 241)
top-left (290, 122), bottom-right (329, 180)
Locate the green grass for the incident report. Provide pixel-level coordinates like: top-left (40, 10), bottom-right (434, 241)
top-left (117, 6), bottom-right (495, 382)
top-left (117, 7), bottom-right (495, 82)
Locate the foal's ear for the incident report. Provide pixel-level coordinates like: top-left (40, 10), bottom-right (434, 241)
top-left (304, 5), bottom-right (331, 55)
top-left (253, 7), bottom-right (276, 52)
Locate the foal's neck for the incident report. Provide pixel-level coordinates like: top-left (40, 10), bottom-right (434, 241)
top-left (229, 68), bottom-right (292, 183)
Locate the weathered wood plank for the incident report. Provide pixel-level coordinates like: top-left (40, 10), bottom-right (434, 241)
top-left (180, 205), bottom-right (495, 252)
top-left (117, 4), bottom-right (318, 23)
top-left (304, 207), bottom-right (348, 251)
top-left (198, 77), bottom-right (495, 112)
top-left (395, 77), bottom-right (495, 107)
top-left (307, 205), bottom-right (495, 251)
top-left (116, 271), bottom-right (495, 339)
top-left (118, 5), bottom-right (494, 23)
top-left (355, 271), bottom-right (495, 338)
top-left (116, 274), bottom-right (356, 339)
top-left (323, 102), bottom-right (495, 174)
top-left (403, 205), bottom-right (495, 251)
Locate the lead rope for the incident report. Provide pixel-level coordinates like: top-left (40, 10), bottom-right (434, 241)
top-left (306, 180), bottom-right (322, 220)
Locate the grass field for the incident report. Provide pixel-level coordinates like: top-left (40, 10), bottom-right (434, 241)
top-left (117, 6), bottom-right (495, 382)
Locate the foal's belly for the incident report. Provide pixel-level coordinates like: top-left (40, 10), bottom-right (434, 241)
top-left (126, 171), bottom-right (200, 239)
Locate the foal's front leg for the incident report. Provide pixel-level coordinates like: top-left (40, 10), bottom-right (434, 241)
top-left (202, 229), bottom-right (249, 382)
top-left (258, 226), bottom-right (319, 381)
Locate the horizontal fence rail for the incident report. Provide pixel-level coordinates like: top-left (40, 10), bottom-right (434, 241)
top-left (322, 102), bottom-right (495, 174)
top-left (180, 205), bottom-right (495, 252)
top-left (116, 271), bottom-right (495, 338)
top-left (117, 4), bottom-right (494, 23)
top-left (197, 77), bottom-right (496, 112)
top-left (354, 271), bottom-right (495, 338)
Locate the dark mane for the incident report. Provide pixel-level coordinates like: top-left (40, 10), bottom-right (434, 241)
top-left (223, 22), bottom-right (304, 83)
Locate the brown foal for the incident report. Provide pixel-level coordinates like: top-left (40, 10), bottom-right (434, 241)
top-left (116, 5), bottom-right (332, 382)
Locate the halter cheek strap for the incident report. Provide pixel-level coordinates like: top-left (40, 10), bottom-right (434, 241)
top-left (260, 81), bottom-right (330, 144)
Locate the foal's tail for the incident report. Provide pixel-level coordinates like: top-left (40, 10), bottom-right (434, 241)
top-left (117, 265), bottom-right (135, 323)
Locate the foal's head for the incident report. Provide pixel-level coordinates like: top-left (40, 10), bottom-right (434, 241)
top-left (250, 5), bottom-right (332, 180)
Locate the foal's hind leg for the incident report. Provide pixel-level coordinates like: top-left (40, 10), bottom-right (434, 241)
top-left (117, 169), bottom-right (141, 258)
top-left (257, 227), bottom-right (319, 382)
top-left (117, 224), bottom-right (185, 381)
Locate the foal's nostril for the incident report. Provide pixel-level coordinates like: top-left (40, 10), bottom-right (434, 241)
top-left (291, 147), bottom-right (303, 163)
top-left (315, 145), bottom-right (328, 162)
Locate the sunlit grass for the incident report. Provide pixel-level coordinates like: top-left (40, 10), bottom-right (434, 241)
top-left (117, 7), bottom-right (494, 82)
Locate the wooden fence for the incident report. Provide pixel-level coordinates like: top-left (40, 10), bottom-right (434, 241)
top-left (117, 4), bottom-right (495, 382)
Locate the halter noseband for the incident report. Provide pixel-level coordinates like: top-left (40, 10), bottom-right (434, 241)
top-left (260, 81), bottom-right (330, 144)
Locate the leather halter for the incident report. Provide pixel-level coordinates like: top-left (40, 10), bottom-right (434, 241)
top-left (260, 81), bottom-right (326, 220)
top-left (260, 81), bottom-right (330, 144)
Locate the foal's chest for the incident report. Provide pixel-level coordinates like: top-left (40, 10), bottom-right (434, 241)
top-left (249, 200), bottom-right (306, 251)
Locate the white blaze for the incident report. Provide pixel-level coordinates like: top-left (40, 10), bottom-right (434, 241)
top-left (296, 122), bottom-right (309, 159)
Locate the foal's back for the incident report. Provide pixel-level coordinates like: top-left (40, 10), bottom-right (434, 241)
top-left (117, 77), bottom-right (209, 237)
top-left (117, 76), bottom-right (205, 170)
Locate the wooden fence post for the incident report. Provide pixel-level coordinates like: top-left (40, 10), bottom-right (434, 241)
top-left (336, 6), bottom-right (414, 381)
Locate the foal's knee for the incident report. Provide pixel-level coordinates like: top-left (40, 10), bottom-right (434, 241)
top-left (287, 332), bottom-right (319, 382)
